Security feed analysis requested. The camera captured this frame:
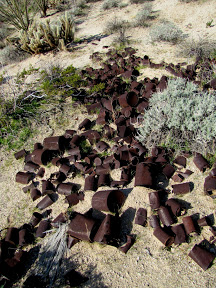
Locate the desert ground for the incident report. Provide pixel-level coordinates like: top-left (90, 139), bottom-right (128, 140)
top-left (1, 0), bottom-right (216, 287)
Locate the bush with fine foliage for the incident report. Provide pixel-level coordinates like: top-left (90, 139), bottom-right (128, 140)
top-left (131, 0), bottom-right (154, 4)
top-left (137, 78), bottom-right (216, 154)
top-left (150, 20), bottom-right (186, 44)
top-left (102, 0), bottom-right (120, 9)
top-left (134, 3), bottom-right (154, 27)
top-left (0, 45), bottom-right (28, 65)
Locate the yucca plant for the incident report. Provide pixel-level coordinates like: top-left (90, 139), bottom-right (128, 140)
top-left (35, 0), bottom-right (49, 17)
top-left (0, 0), bottom-right (31, 31)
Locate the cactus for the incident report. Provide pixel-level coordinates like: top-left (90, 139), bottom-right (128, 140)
top-left (19, 13), bottom-right (75, 54)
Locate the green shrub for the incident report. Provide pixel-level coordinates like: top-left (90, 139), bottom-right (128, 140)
top-left (150, 20), bottom-right (186, 44)
top-left (134, 3), bottom-right (154, 27)
top-left (102, 0), bottom-right (120, 10)
top-left (137, 78), bottom-right (216, 154)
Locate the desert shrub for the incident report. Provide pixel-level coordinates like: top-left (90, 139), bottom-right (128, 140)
top-left (0, 45), bottom-right (28, 65)
top-left (130, 0), bottom-right (154, 4)
top-left (102, 0), bottom-right (120, 10)
top-left (137, 78), bottom-right (216, 154)
top-left (105, 17), bottom-right (129, 45)
top-left (105, 17), bottom-right (129, 34)
top-left (150, 20), bottom-right (186, 44)
top-left (178, 37), bottom-right (216, 59)
top-left (134, 3), bottom-right (154, 27)
top-left (19, 12), bottom-right (75, 54)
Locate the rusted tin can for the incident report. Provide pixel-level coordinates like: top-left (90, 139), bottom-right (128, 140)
top-left (50, 171), bottom-right (66, 185)
top-left (35, 220), bottom-right (50, 238)
top-left (42, 180), bottom-right (55, 195)
top-left (135, 163), bottom-right (152, 187)
top-left (24, 162), bottom-right (40, 173)
top-left (96, 141), bottom-right (109, 152)
top-left (94, 214), bottom-right (116, 244)
top-left (51, 212), bottom-right (67, 228)
top-left (171, 224), bottom-right (186, 245)
top-left (64, 129), bottom-right (76, 139)
top-left (149, 191), bottom-right (160, 210)
top-left (92, 190), bottom-right (125, 213)
top-left (22, 182), bottom-right (36, 193)
top-left (59, 163), bottom-right (71, 176)
top-left (67, 235), bottom-right (79, 249)
top-left (135, 208), bottom-right (147, 226)
top-left (29, 212), bottom-right (43, 227)
top-left (193, 153), bottom-right (209, 172)
top-left (66, 194), bottom-right (80, 206)
top-left (204, 176), bottom-right (216, 197)
top-left (182, 215), bottom-right (196, 235)
top-left (119, 235), bottom-right (135, 253)
top-left (36, 193), bottom-right (58, 210)
top-left (34, 142), bottom-right (43, 150)
top-left (30, 188), bottom-right (41, 201)
top-left (43, 136), bottom-right (66, 151)
top-left (31, 149), bottom-right (51, 165)
top-left (5, 227), bottom-right (19, 245)
top-left (162, 164), bottom-right (175, 179)
top-left (84, 175), bottom-right (97, 191)
top-left (165, 198), bottom-right (186, 217)
top-left (149, 215), bottom-right (160, 228)
top-left (16, 172), bottom-right (33, 184)
top-left (158, 206), bottom-right (174, 227)
top-left (37, 167), bottom-right (45, 178)
top-left (57, 183), bottom-right (78, 195)
top-left (78, 118), bottom-right (92, 130)
top-left (172, 182), bottom-right (191, 195)
top-left (68, 213), bottom-right (97, 242)
top-left (14, 149), bottom-right (27, 160)
top-left (153, 227), bottom-right (174, 246)
top-left (188, 244), bottom-right (215, 270)
top-left (197, 216), bottom-right (210, 227)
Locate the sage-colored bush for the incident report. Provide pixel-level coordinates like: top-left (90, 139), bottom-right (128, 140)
top-left (150, 20), bottom-right (186, 44)
top-left (102, 0), bottom-right (120, 9)
top-left (0, 45), bottom-right (28, 65)
top-left (134, 3), bottom-right (154, 27)
top-left (137, 78), bottom-right (216, 154)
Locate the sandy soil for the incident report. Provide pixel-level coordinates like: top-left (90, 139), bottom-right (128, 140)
top-left (1, 0), bottom-right (216, 287)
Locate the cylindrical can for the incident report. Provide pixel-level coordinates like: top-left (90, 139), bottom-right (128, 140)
top-left (92, 190), bottom-right (125, 213)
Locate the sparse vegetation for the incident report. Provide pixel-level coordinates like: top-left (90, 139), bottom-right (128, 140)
top-left (134, 3), bottom-right (155, 27)
top-left (0, 45), bottom-right (28, 65)
top-left (150, 20), bottom-right (186, 44)
top-left (105, 17), bottom-right (130, 46)
top-left (137, 78), bottom-right (216, 154)
top-left (178, 37), bottom-right (216, 59)
top-left (102, 0), bottom-right (120, 10)
top-left (130, 0), bottom-right (154, 4)
top-left (179, 0), bottom-right (198, 2)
